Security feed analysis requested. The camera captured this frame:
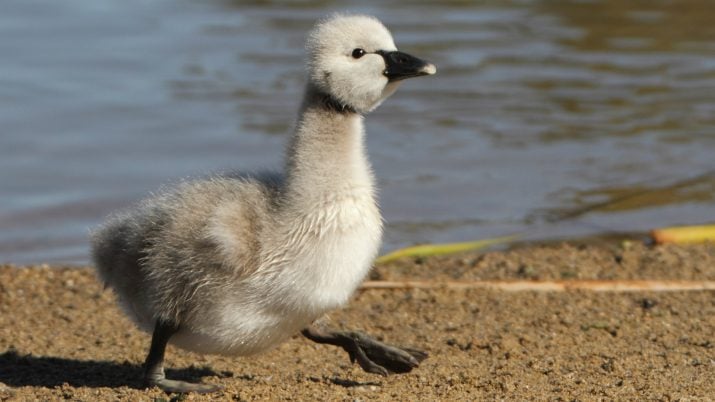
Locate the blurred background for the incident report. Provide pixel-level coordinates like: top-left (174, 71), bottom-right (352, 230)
top-left (1, 0), bottom-right (714, 265)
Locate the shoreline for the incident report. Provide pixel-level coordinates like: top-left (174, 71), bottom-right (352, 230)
top-left (1, 242), bottom-right (714, 400)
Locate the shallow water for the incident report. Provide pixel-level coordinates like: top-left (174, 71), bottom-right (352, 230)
top-left (1, 0), bottom-right (714, 265)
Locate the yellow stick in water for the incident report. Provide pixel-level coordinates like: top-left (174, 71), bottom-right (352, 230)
top-left (375, 235), bottom-right (517, 264)
top-left (651, 224), bottom-right (715, 244)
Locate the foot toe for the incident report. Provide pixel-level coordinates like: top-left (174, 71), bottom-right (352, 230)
top-left (402, 347), bottom-right (429, 363)
top-left (149, 378), bottom-right (223, 394)
top-left (350, 332), bottom-right (427, 374)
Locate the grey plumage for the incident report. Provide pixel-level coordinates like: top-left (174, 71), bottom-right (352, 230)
top-left (93, 175), bottom-right (279, 330)
top-left (91, 13), bottom-right (435, 393)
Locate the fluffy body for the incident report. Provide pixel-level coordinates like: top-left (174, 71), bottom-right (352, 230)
top-left (93, 107), bottom-right (381, 355)
top-left (91, 13), bottom-right (433, 365)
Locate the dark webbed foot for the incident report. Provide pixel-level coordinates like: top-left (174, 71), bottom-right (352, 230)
top-left (347, 331), bottom-right (428, 375)
top-left (145, 376), bottom-right (223, 394)
top-left (302, 327), bottom-right (428, 376)
top-left (144, 320), bottom-right (223, 394)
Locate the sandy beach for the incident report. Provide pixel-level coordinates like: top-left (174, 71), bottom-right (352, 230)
top-left (1, 241), bottom-right (713, 400)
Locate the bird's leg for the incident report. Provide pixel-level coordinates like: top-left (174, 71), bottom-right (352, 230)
top-left (301, 326), bottom-right (427, 376)
top-left (144, 319), bottom-right (222, 394)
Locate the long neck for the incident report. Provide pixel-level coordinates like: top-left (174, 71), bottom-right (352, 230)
top-left (284, 84), bottom-right (375, 202)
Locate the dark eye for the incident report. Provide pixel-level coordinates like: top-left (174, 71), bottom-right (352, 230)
top-left (351, 48), bottom-right (366, 59)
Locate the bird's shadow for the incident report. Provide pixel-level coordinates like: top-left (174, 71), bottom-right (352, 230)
top-left (0, 349), bottom-right (218, 389)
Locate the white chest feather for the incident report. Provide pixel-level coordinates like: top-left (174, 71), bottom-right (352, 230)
top-left (274, 189), bottom-right (383, 312)
top-left (294, 197), bottom-right (382, 308)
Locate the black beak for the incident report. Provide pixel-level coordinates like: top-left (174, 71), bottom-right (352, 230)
top-left (377, 50), bottom-right (437, 82)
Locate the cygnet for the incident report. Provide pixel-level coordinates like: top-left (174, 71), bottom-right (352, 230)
top-left (92, 13), bottom-right (436, 393)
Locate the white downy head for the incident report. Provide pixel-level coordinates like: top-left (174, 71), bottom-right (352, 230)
top-left (306, 14), bottom-right (436, 114)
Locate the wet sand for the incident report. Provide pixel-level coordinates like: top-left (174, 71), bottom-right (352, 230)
top-left (1, 242), bottom-right (714, 400)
